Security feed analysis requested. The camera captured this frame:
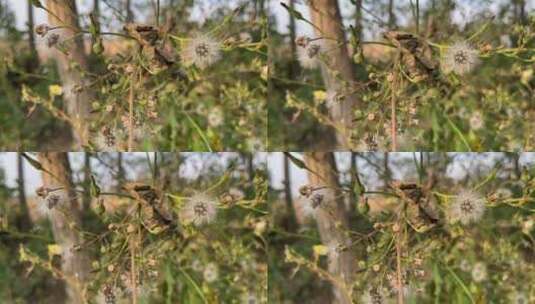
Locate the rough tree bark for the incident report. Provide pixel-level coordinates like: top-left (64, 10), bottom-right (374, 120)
top-left (388, 0), bottom-right (396, 29)
top-left (92, 0), bottom-right (99, 17)
top-left (116, 152), bottom-right (125, 192)
top-left (288, 0), bottom-right (298, 78)
top-left (46, 0), bottom-right (93, 149)
top-left (308, 0), bottom-right (360, 149)
top-left (283, 154), bottom-right (297, 231)
top-left (304, 152), bottom-right (355, 304)
top-left (16, 153), bottom-right (32, 230)
top-left (82, 153), bottom-right (91, 210)
top-left (27, 0), bottom-right (39, 68)
top-left (354, 0), bottom-right (362, 39)
top-left (38, 152), bottom-right (90, 304)
top-left (126, 0), bottom-right (134, 22)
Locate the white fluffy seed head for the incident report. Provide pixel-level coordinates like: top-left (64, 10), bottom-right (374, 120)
top-left (308, 187), bottom-right (336, 211)
top-left (471, 262), bottom-right (487, 282)
top-left (448, 189), bottom-right (486, 225)
top-left (442, 41), bottom-right (480, 75)
top-left (180, 193), bottom-right (218, 226)
top-left (297, 42), bottom-right (323, 69)
top-left (495, 187), bottom-right (513, 200)
top-left (361, 286), bottom-right (388, 304)
top-left (469, 111), bottom-right (484, 130)
top-left (181, 34), bottom-right (222, 69)
top-left (509, 291), bottom-right (528, 304)
top-left (241, 292), bottom-right (259, 304)
top-left (37, 189), bottom-right (69, 217)
top-left (207, 106), bottom-right (224, 127)
top-left (203, 262), bottom-right (218, 282)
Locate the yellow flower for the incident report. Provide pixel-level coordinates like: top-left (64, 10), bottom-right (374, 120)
top-left (48, 85), bottom-right (63, 97)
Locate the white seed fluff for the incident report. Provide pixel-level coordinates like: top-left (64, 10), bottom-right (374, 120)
top-left (203, 262), bottom-right (219, 283)
top-left (448, 189), bottom-right (486, 225)
top-left (361, 286), bottom-right (388, 304)
top-left (471, 262), bottom-right (487, 282)
top-left (241, 292), bottom-right (259, 304)
top-left (297, 42), bottom-right (323, 69)
top-left (442, 41), bottom-right (480, 75)
top-left (207, 106), bottom-right (224, 127)
top-left (37, 189), bottom-right (69, 217)
top-left (469, 111), bottom-right (484, 130)
top-left (180, 193), bottom-right (218, 226)
top-left (181, 34), bottom-right (222, 69)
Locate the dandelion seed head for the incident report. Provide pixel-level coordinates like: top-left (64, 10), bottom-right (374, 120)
top-left (509, 291), bottom-right (528, 304)
top-left (35, 24), bottom-right (49, 37)
top-left (300, 198), bottom-right (316, 220)
top-left (192, 259), bottom-right (203, 272)
top-left (47, 33), bottom-right (60, 48)
top-left (361, 286), bottom-right (388, 304)
top-left (326, 241), bottom-right (341, 259)
top-left (471, 262), bottom-right (487, 282)
top-left (495, 187), bottom-right (513, 200)
top-left (228, 187), bottom-right (245, 201)
top-left (180, 193), bottom-right (218, 226)
top-left (459, 259), bottom-right (471, 272)
top-left (442, 41), bottom-right (479, 75)
top-left (37, 189), bottom-right (68, 217)
top-left (448, 189), bottom-right (486, 225)
top-left (241, 292), bottom-right (259, 304)
top-left (469, 111), bottom-right (484, 130)
top-left (239, 32), bottom-right (252, 43)
top-left (95, 126), bottom-right (117, 151)
top-left (309, 188), bottom-right (335, 210)
top-left (297, 42), bottom-right (323, 69)
top-left (208, 107), bottom-right (224, 127)
top-left (203, 262), bottom-right (218, 283)
top-left (101, 284), bottom-right (117, 304)
top-left (181, 34), bottom-right (222, 69)
top-left (246, 138), bottom-right (265, 151)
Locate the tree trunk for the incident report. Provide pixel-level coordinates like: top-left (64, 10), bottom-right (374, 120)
top-left (288, 0), bottom-right (298, 78)
top-left (92, 0), bottom-right (99, 17)
top-left (283, 154), bottom-right (297, 231)
top-left (388, 0), bottom-right (396, 29)
top-left (16, 153), bottom-right (32, 230)
top-left (308, 0), bottom-right (360, 149)
top-left (27, 0), bottom-right (39, 68)
top-left (82, 153), bottom-right (91, 210)
top-left (354, 0), bottom-right (362, 39)
top-left (117, 152), bottom-right (125, 192)
top-left (383, 152), bottom-right (391, 185)
top-left (126, 0), bottom-right (134, 22)
top-left (38, 152), bottom-right (91, 304)
top-left (304, 152), bottom-right (355, 304)
top-left (46, 0), bottom-right (93, 149)
top-left (348, 152), bottom-right (357, 214)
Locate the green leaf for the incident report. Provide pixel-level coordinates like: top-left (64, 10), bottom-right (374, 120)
top-left (21, 153), bottom-right (43, 171)
top-left (283, 152), bottom-right (307, 170)
top-left (280, 2), bottom-right (305, 21)
top-left (89, 175), bottom-right (101, 198)
top-left (31, 0), bottom-right (43, 8)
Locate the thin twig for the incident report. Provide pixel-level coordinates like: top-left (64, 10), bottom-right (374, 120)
top-left (128, 73), bottom-right (135, 151)
top-left (395, 217), bottom-right (404, 304)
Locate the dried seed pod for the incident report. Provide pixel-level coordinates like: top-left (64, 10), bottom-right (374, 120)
top-left (124, 183), bottom-right (174, 234)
